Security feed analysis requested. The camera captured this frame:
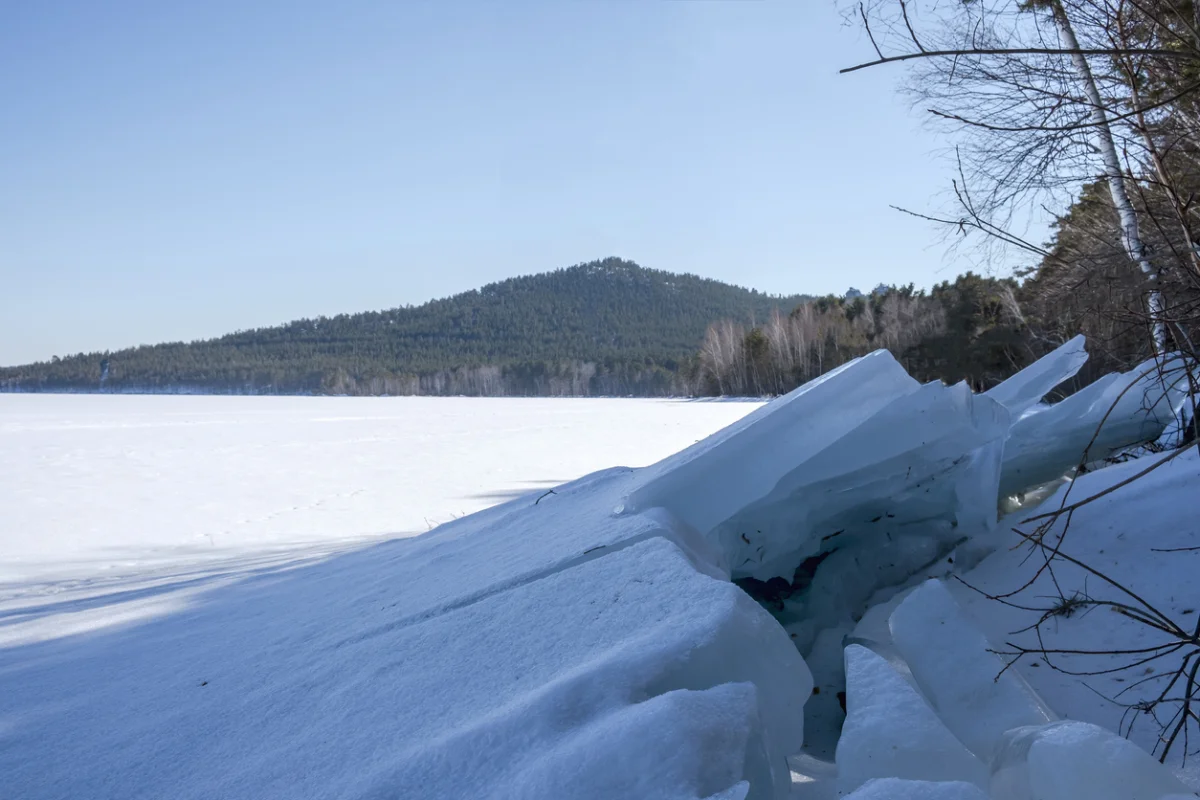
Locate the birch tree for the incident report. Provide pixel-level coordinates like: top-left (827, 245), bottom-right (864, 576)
top-left (1046, 0), bottom-right (1166, 350)
top-left (843, 0), bottom-right (1200, 354)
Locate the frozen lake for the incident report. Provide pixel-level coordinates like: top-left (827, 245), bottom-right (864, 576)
top-left (0, 394), bottom-right (761, 586)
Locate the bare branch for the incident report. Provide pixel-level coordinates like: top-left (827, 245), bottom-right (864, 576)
top-left (841, 46), bottom-right (1194, 75)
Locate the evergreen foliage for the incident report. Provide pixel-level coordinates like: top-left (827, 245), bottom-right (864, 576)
top-left (0, 258), bottom-right (807, 397)
top-left (697, 274), bottom-right (1030, 396)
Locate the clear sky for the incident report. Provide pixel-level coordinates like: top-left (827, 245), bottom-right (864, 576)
top-left (2, 1), bottom-right (978, 366)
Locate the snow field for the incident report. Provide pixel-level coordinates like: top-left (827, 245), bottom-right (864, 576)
top-left (2, 338), bottom-right (1197, 799)
top-left (0, 394), bottom-right (762, 582)
top-left (0, 457), bottom-right (808, 799)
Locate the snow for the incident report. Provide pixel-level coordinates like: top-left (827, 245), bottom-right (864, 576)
top-left (3, 394), bottom-right (817, 800)
top-left (950, 445), bottom-right (1200, 789)
top-left (0, 394), bottom-right (761, 583)
top-left (889, 579), bottom-right (1056, 760)
top-left (842, 778), bottom-right (989, 800)
top-left (1, 533), bottom-right (807, 800)
top-left (836, 644), bottom-right (987, 794)
top-left (0, 463), bottom-right (807, 798)
top-left (3, 341), bottom-right (1197, 799)
top-left (990, 721), bottom-right (1193, 799)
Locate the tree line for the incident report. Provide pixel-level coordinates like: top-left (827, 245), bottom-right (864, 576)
top-left (0, 259), bottom-right (804, 397)
top-left (841, 0), bottom-right (1200, 378)
top-left (696, 274), bottom-right (1030, 396)
top-left (692, 0), bottom-right (1200, 399)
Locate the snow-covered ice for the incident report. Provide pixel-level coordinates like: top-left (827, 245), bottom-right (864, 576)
top-left (951, 445), bottom-right (1200, 790)
top-left (1, 530), bottom-right (808, 799)
top-left (890, 579), bottom-right (1055, 760)
top-left (2, 394), bottom-right (809, 800)
top-left (2, 340), bottom-right (1197, 799)
top-left (836, 644), bottom-right (987, 794)
top-left (990, 721), bottom-right (1194, 799)
top-left (842, 778), bottom-right (989, 800)
top-left (0, 393), bottom-right (760, 583)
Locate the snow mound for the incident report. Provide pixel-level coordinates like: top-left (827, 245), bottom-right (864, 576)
top-left (843, 777), bottom-right (990, 800)
top-left (0, 470), bottom-right (810, 800)
top-left (952, 445), bottom-right (1200, 789)
top-left (990, 721), bottom-right (1194, 800)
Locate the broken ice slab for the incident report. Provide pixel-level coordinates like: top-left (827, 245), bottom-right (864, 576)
top-left (889, 579), bottom-right (1054, 761)
top-left (990, 721), bottom-right (1194, 800)
top-left (836, 645), bottom-right (988, 795)
top-left (845, 584), bottom-right (916, 655)
top-left (802, 624), bottom-right (852, 759)
top-left (713, 378), bottom-right (1009, 581)
top-left (985, 334), bottom-right (1088, 419)
top-left (628, 337), bottom-right (1184, 585)
top-left (1000, 353), bottom-right (1191, 497)
top-left (623, 350), bottom-right (921, 549)
top-left (626, 336), bottom-right (1182, 589)
top-left (626, 350), bottom-right (1011, 582)
top-left (842, 777), bottom-right (990, 799)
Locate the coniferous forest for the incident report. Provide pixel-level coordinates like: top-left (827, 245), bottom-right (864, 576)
top-left (0, 259), bottom-right (808, 397)
top-left (7, 220), bottom-right (1193, 399)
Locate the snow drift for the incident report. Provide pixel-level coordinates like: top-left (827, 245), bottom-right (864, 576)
top-left (1, 339), bottom-right (1193, 799)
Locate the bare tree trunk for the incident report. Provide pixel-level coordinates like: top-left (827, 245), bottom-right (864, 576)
top-left (1052, 0), bottom-right (1166, 352)
top-left (1194, 0), bottom-right (1200, 53)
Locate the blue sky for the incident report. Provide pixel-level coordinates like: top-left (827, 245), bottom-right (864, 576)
top-left (2, 1), bottom-right (984, 366)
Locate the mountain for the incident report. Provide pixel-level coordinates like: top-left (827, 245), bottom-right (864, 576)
top-left (0, 258), bottom-right (809, 397)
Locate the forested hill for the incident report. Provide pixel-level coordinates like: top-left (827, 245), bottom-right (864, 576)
top-left (0, 259), bottom-right (808, 397)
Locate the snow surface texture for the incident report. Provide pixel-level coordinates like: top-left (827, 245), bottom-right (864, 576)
top-left (843, 778), bottom-right (989, 800)
top-left (991, 721), bottom-right (1193, 799)
top-left (951, 445), bottom-right (1200, 792)
top-left (0, 466), bottom-right (811, 800)
top-left (2, 341), bottom-right (1195, 799)
top-left (2, 395), bottom-right (812, 800)
top-left (0, 394), bottom-right (762, 582)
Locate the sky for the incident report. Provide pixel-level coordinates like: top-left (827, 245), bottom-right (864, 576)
top-left (1, 1), bottom-right (999, 366)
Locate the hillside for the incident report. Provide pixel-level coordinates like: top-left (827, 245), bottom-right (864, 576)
top-left (0, 258), bottom-right (807, 397)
